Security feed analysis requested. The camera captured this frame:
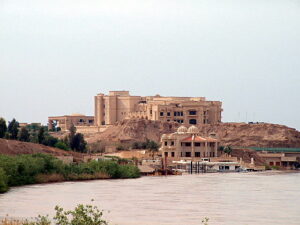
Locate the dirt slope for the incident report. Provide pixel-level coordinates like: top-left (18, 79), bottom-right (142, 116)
top-left (85, 119), bottom-right (300, 148)
top-left (0, 138), bottom-right (83, 160)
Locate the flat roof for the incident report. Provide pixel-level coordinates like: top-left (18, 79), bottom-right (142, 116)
top-left (241, 147), bottom-right (300, 153)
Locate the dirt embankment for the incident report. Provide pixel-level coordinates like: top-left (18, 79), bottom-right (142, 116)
top-left (0, 138), bottom-right (83, 161)
top-left (84, 119), bottom-right (300, 148)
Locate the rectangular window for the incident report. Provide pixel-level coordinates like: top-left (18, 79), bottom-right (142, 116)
top-left (195, 152), bottom-right (201, 157)
top-left (185, 142), bottom-right (191, 147)
top-left (160, 112), bottom-right (164, 117)
top-left (167, 112), bottom-right (171, 117)
top-left (185, 152), bottom-right (191, 157)
top-left (195, 142), bottom-right (201, 147)
top-left (189, 110), bottom-right (197, 115)
top-left (171, 141), bottom-right (174, 146)
top-left (171, 152), bottom-right (175, 157)
top-left (164, 141), bottom-right (168, 146)
top-left (164, 152), bottom-right (168, 157)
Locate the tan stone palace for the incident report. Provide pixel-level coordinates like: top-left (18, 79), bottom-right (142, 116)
top-left (160, 125), bottom-right (219, 160)
top-left (48, 91), bottom-right (222, 130)
top-left (95, 91), bottom-right (222, 126)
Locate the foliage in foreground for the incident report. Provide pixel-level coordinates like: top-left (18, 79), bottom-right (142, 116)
top-left (0, 154), bottom-right (140, 193)
top-left (0, 202), bottom-right (108, 225)
top-left (1, 203), bottom-right (210, 225)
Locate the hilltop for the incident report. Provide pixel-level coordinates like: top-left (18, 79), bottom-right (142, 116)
top-left (83, 119), bottom-right (300, 148)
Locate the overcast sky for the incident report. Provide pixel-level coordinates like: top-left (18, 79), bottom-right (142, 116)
top-left (0, 0), bottom-right (300, 130)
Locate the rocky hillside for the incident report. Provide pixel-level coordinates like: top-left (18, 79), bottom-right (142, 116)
top-left (85, 119), bottom-right (179, 144)
top-left (84, 119), bottom-right (300, 148)
top-left (0, 138), bottom-right (83, 161)
top-left (199, 123), bottom-right (300, 148)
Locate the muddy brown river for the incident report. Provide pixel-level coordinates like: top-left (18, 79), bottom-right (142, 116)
top-left (0, 172), bottom-right (299, 225)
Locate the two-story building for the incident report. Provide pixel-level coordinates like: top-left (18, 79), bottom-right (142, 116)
top-left (160, 125), bottom-right (219, 161)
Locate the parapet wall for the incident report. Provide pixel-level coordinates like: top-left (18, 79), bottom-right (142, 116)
top-left (75, 126), bottom-right (109, 134)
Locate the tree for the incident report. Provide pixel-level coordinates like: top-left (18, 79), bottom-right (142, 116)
top-left (7, 118), bottom-right (19, 140)
top-left (18, 127), bottom-right (30, 142)
top-left (72, 133), bottom-right (87, 153)
top-left (68, 124), bottom-right (87, 152)
top-left (0, 117), bottom-right (7, 138)
top-left (69, 124), bottom-right (76, 148)
top-left (38, 127), bottom-right (45, 144)
top-left (146, 140), bottom-right (159, 159)
top-left (224, 146), bottom-right (232, 155)
top-left (43, 135), bottom-right (58, 147)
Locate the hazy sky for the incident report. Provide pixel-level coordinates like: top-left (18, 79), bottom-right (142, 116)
top-left (1, 0), bottom-right (300, 130)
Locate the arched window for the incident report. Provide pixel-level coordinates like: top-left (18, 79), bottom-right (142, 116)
top-left (189, 119), bottom-right (197, 124)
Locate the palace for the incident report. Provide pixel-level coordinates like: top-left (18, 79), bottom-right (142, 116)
top-left (160, 125), bottom-right (219, 160)
top-left (95, 91), bottom-right (222, 126)
top-left (48, 91), bottom-right (222, 130)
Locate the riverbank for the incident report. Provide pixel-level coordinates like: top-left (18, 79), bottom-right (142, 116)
top-left (0, 153), bottom-right (140, 194)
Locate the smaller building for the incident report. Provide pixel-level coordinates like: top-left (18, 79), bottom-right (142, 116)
top-left (257, 152), bottom-right (300, 169)
top-left (160, 125), bottom-right (219, 161)
top-left (48, 114), bottom-right (94, 131)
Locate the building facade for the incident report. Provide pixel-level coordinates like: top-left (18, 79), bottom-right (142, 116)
top-left (160, 125), bottom-right (219, 160)
top-left (95, 91), bottom-right (222, 126)
top-left (48, 114), bottom-right (94, 131)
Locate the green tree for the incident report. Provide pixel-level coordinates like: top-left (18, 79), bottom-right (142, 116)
top-left (68, 125), bottom-right (86, 152)
top-left (223, 146), bottom-right (232, 155)
top-left (43, 135), bottom-right (58, 147)
top-left (7, 118), bottom-right (19, 140)
top-left (18, 127), bottom-right (30, 142)
top-left (0, 117), bottom-right (7, 138)
top-left (146, 140), bottom-right (159, 159)
top-left (69, 124), bottom-right (77, 149)
top-left (38, 127), bottom-right (45, 144)
top-left (72, 133), bottom-right (87, 153)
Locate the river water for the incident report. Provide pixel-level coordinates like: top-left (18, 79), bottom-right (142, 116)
top-left (0, 172), bottom-right (299, 225)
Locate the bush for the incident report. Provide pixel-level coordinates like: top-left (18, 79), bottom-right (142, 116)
top-left (54, 141), bottom-right (69, 150)
top-left (0, 168), bottom-right (9, 193)
top-left (1, 202), bottom-right (109, 225)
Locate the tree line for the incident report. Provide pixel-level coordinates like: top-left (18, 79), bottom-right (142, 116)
top-left (0, 153), bottom-right (140, 194)
top-left (0, 118), bottom-right (87, 153)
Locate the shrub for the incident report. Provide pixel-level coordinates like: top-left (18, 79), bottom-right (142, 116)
top-left (1, 202), bottom-right (109, 225)
top-left (54, 141), bottom-right (69, 150)
top-left (0, 168), bottom-right (9, 193)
